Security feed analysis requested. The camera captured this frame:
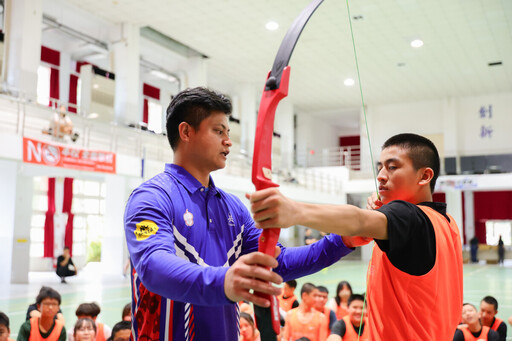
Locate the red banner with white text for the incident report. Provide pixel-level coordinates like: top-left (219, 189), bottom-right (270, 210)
top-left (23, 137), bottom-right (116, 173)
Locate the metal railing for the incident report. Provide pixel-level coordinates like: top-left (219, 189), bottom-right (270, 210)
top-left (0, 88), bottom-right (367, 195)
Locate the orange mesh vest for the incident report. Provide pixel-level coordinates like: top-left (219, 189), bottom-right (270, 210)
top-left (95, 322), bottom-right (105, 341)
top-left (335, 304), bottom-right (349, 320)
top-left (366, 205), bottom-right (463, 340)
top-left (461, 326), bottom-right (490, 340)
top-left (278, 294), bottom-right (297, 312)
top-left (286, 308), bottom-right (325, 341)
top-left (29, 317), bottom-right (64, 341)
top-left (341, 315), bottom-right (369, 341)
top-left (490, 317), bottom-right (503, 331)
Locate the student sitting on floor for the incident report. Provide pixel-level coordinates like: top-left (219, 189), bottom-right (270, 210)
top-left (480, 296), bottom-right (507, 341)
top-left (68, 303), bottom-right (111, 341)
top-left (327, 294), bottom-right (369, 341)
top-left (453, 303), bottom-right (499, 341)
top-left (17, 287), bottom-right (66, 341)
top-left (0, 312), bottom-right (15, 341)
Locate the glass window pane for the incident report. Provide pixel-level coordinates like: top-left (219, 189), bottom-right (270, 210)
top-left (84, 198), bottom-right (99, 214)
top-left (30, 243), bottom-right (44, 257)
top-left (31, 214), bottom-right (46, 228)
top-left (37, 65), bottom-right (51, 106)
top-left (30, 228), bottom-right (45, 242)
top-left (33, 194), bottom-right (48, 211)
top-left (148, 101), bottom-right (163, 134)
top-left (83, 181), bottom-right (100, 196)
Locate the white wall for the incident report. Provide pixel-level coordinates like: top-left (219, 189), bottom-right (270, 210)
top-left (361, 91), bottom-right (512, 169)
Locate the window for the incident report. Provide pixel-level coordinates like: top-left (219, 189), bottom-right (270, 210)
top-left (36, 65), bottom-right (51, 106)
top-left (485, 220), bottom-right (511, 246)
top-left (148, 100), bottom-right (163, 134)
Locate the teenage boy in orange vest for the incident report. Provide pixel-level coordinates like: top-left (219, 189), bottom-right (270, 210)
top-left (454, 303), bottom-right (499, 340)
top-left (283, 283), bottom-right (328, 341)
top-left (327, 294), bottom-right (369, 341)
top-left (278, 280), bottom-right (299, 312)
top-left (480, 296), bottom-right (507, 341)
top-left (17, 287), bottom-right (66, 341)
top-left (248, 133), bottom-right (464, 341)
top-left (313, 286), bottom-right (336, 332)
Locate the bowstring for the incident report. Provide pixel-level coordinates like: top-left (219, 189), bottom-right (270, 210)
top-left (345, 0), bottom-right (380, 339)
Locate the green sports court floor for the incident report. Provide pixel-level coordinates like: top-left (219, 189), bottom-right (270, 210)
top-left (1, 260), bottom-right (511, 338)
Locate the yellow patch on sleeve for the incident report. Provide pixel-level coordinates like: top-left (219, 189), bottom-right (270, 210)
top-left (134, 220), bottom-right (159, 241)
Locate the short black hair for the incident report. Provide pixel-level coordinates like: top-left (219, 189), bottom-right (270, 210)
top-left (166, 87), bottom-right (232, 151)
top-left (73, 318), bottom-right (97, 337)
top-left (285, 280), bottom-right (297, 289)
top-left (76, 302), bottom-right (101, 318)
top-left (316, 286), bottom-right (328, 294)
top-left (481, 296), bottom-right (498, 311)
top-left (382, 133), bottom-right (440, 193)
top-left (36, 286), bottom-right (61, 306)
top-left (111, 320), bottom-right (131, 339)
top-left (0, 312), bottom-right (9, 329)
top-left (347, 294), bottom-right (365, 307)
top-left (64, 246), bottom-right (70, 250)
top-left (122, 303), bottom-right (131, 320)
top-left (300, 283), bottom-right (316, 296)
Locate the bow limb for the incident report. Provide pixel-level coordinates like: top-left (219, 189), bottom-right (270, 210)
top-left (251, 1), bottom-right (325, 339)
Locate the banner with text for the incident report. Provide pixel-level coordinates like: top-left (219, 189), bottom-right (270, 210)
top-left (23, 137), bottom-right (116, 173)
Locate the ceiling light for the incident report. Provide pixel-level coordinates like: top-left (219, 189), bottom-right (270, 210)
top-left (265, 21), bottom-right (279, 31)
top-left (410, 39), bottom-right (424, 48)
top-left (93, 84), bottom-right (99, 89)
top-left (87, 113), bottom-right (98, 119)
top-left (344, 78), bottom-right (355, 87)
top-left (150, 70), bottom-right (178, 83)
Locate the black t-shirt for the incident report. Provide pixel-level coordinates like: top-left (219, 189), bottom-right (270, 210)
top-left (330, 319), bottom-right (365, 337)
top-left (376, 200), bottom-right (449, 276)
top-left (453, 328), bottom-right (499, 341)
top-left (493, 319), bottom-right (507, 341)
top-left (56, 255), bottom-right (74, 268)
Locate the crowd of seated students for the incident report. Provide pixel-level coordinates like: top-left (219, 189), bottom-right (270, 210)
top-left (1, 282), bottom-right (510, 341)
top-left (0, 286), bottom-right (131, 341)
top-left (243, 280), bottom-right (510, 341)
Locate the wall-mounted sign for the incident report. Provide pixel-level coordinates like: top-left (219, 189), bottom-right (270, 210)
top-left (23, 137), bottom-right (116, 173)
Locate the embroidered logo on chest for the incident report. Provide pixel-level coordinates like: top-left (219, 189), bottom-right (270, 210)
top-left (183, 209), bottom-right (194, 227)
top-left (227, 212), bottom-right (235, 227)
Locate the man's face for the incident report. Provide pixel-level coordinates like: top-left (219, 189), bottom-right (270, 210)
top-left (283, 283), bottom-right (294, 298)
top-left (185, 111), bottom-right (232, 173)
top-left (480, 301), bottom-right (497, 326)
top-left (313, 290), bottom-right (328, 310)
top-left (0, 325), bottom-right (10, 341)
top-left (377, 146), bottom-right (424, 204)
top-left (38, 298), bottom-right (60, 320)
top-left (461, 305), bottom-right (480, 325)
top-left (348, 300), bottom-right (364, 326)
top-left (63, 248), bottom-right (70, 257)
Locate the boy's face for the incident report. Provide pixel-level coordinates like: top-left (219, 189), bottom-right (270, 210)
top-left (313, 289), bottom-right (328, 310)
top-left (0, 324), bottom-right (10, 341)
top-left (348, 299), bottom-right (364, 326)
top-left (283, 283), bottom-right (294, 297)
top-left (38, 298), bottom-right (60, 320)
top-left (185, 111), bottom-right (232, 173)
top-left (377, 146), bottom-right (424, 204)
top-left (479, 301), bottom-right (497, 326)
top-left (461, 305), bottom-right (480, 324)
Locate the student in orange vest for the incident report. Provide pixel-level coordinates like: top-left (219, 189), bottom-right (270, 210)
top-left (480, 296), bottom-right (507, 341)
top-left (327, 294), bottom-right (368, 341)
top-left (326, 281), bottom-right (352, 320)
top-left (454, 303), bottom-right (499, 340)
top-left (0, 312), bottom-right (15, 341)
top-left (282, 283), bottom-right (328, 341)
top-left (17, 287), bottom-right (66, 341)
top-left (72, 318), bottom-right (96, 341)
top-left (68, 303), bottom-right (111, 341)
top-left (248, 133), bottom-right (464, 340)
top-left (278, 280), bottom-right (299, 313)
top-left (313, 286), bottom-right (336, 332)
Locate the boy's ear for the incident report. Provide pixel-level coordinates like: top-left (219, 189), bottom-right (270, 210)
top-left (418, 167), bottom-right (434, 187)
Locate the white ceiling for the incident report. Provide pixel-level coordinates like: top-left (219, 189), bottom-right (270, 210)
top-left (56, 0), bottom-right (512, 124)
